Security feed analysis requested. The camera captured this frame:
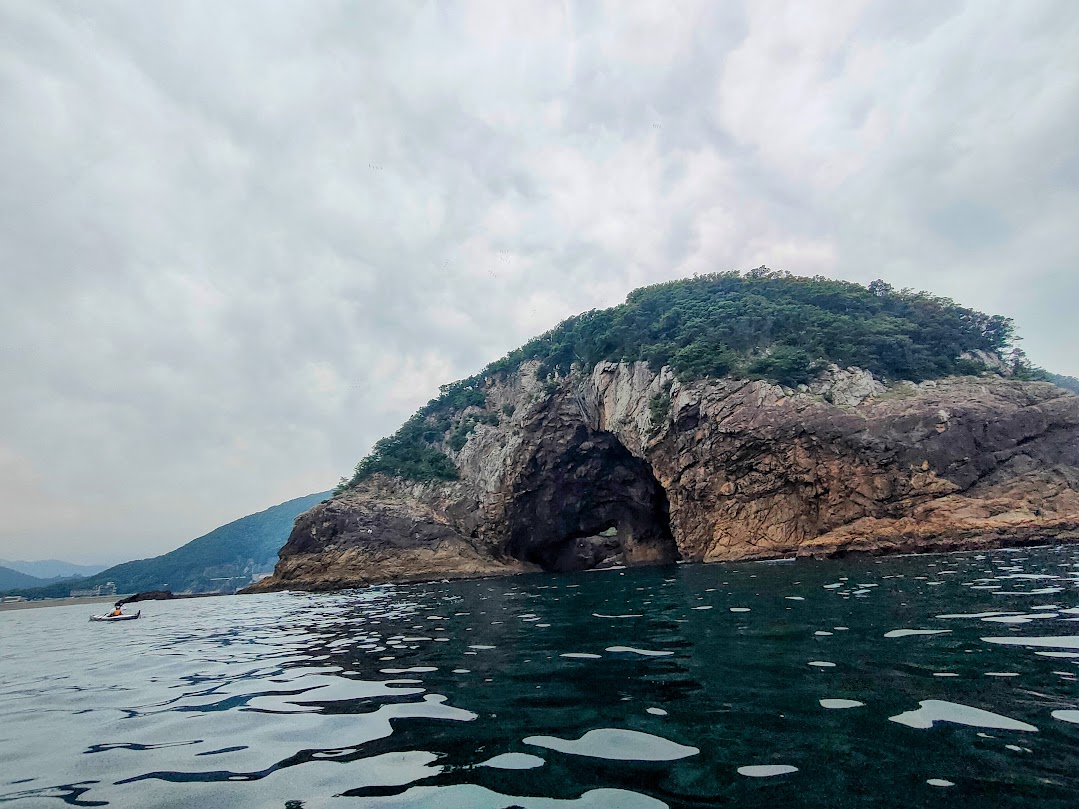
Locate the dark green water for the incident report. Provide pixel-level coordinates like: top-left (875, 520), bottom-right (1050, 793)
top-left (2, 545), bottom-right (1079, 808)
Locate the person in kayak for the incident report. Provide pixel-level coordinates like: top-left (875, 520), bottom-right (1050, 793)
top-left (109, 605), bottom-right (123, 617)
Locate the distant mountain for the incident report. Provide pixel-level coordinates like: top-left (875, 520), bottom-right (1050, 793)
top-left (0, 565), bottom-right (49, 591)
top-left (2, 491), bottom-right (330, 598)
top-left (0, 559), bottom-right (105, 580)
top-left (1046, 372), bottom-right (1079, 395)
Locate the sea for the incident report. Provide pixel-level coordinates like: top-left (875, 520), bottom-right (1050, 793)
top-left (2, 545), bottom-right (1079, 808)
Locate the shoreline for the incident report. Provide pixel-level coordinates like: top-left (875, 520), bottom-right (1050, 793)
top-left (248, 532), bottom-right (1079, 594)
top-left (0, 591), bottom-right (229, 612)
top-left (0, 595), bottom-right (129, 612)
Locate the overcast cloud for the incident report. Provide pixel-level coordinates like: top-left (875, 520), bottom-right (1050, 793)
top-left (1, 0), bottom-right (1076, 564)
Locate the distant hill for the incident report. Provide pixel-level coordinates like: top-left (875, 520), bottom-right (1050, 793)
top-left (2, 491), bottom-right (330, 598)
top-left (0, 565), bottom-right (49, 591)
top-left (0, 559), bottom-right (105, 580)
top-left (1046, 373), bottom-right (1079, 395)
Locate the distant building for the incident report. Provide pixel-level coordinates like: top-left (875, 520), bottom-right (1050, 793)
top-left (70, 582), bottom-right (117, 598)
top-left (2, 595), bottom-right (24, 603)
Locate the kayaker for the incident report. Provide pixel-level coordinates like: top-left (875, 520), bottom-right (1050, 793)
top-left (110, 606), bottom-right (123, 617)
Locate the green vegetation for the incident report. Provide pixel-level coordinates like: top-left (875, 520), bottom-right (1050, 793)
top-left (339, 413), bottom-right (460, 490)
top-left (488, 269), bottom-right (1017, 384)
top-left (342, 269), bottom-right (1028, 487)
top-left (1045, 372), bottom-right (1079, 394)
top-left (2, 492), bottom-right (330, 598)
top-left (649, 392), bottom-right (672, 428)
top-left (648, 379), bottom-right (675, 431)
top-left (447, 411), bottom-right (500, 451)
top-left (336, 380), bottom-right (490, 491)
top-left (747, 346), bottom-right (816, 388)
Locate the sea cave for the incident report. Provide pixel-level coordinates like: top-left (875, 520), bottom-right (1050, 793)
top-left (505, 426), bottom-right (679, 572)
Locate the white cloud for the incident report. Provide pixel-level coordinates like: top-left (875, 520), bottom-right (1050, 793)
top-left (0, 0), bottom-right (1075, 562)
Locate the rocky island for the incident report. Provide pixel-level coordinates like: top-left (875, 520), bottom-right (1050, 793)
top-left (249, 271), bottom-right (1079, 592)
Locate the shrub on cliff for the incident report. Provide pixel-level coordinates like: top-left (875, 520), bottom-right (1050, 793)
top-left (747, 346), bottom-right (818, 388)
top-left (348, 414), bottom-right (461, 484)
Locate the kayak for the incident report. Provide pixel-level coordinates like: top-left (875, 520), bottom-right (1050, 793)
top-left (89, 610), bottom-right (141, 622)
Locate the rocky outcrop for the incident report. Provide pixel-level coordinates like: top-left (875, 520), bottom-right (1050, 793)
top-left (261, 483), bottom-right (523, 590)
top-left (803, 364), bottom-right (885, 407)
top-left (960, 349), bottom-right (1012, 375)
top-left (249, 362), bottom-right (1079, 592)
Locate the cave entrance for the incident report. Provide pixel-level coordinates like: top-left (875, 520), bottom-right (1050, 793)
top-left (505, 427), bottom-right (679, 573)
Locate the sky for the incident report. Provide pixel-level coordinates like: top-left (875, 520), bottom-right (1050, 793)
top-left (1, 0), bottom-right (1077, 564)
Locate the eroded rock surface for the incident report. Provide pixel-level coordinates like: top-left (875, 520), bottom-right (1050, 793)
top-left (249, 363), bottom-right (1079, 592)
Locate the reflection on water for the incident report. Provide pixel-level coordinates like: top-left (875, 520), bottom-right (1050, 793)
top-left (3, 545), bottom-right (1079, 807)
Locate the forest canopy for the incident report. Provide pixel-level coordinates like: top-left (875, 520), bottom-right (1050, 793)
top-left (342, 270), bottom-right (1030, 488)
top-left (486, 269), bottom-right (1017, 385)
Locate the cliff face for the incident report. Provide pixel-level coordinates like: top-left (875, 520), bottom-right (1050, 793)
top-left (251, 363), bottom-right (1079, 592)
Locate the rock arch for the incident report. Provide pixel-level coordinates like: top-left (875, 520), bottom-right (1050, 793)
top-left (504, 424), bottom-right (679, 572)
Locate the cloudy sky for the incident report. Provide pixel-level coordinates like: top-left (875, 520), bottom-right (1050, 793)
top-left (1, 0), bottom-right (1077, 564)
